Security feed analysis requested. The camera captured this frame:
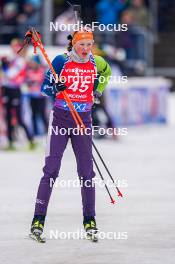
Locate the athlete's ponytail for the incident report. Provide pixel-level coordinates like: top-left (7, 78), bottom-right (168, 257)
top-left (67, 34), bottom-right (73, 52)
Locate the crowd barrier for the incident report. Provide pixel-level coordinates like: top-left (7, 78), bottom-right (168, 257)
top-left (105, 77), bottom-right (172, 126)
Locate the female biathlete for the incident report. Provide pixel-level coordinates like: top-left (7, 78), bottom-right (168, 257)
top-left (30, 29), bottom-right (111, 241)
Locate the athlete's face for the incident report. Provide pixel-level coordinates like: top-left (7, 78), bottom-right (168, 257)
top-left (74, 39), bottom-right (93, 59)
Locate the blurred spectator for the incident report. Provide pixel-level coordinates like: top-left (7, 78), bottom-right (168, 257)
top-left (25, 0), bottom-right (41, 9)
top-left (116, 10), bottom-right (135, 59)
top-left (127, 0), bottom-right (149, 28)
top-left (95, 0), bottom-right (129, 45)
top-left (116, 10), bottom-right (147, 74)
top-left (17, 0), bottom-right (41, 38)
top-left (96, 0), bottom-right (128, 25)
top-left (0, 3), bottom-right (18, 44)
top-left (1, 39), bottom-right (35, 150)
top-left (26, 55), bottom-right (48, 135)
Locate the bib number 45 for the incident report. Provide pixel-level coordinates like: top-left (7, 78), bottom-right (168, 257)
top-left (68, 81), bottom-right (89, 93)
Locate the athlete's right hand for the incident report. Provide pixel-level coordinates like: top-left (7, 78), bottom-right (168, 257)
top-left (53, 81), bottom-right (67, 94)
top-left (24, 30), bottom-right (41, 44)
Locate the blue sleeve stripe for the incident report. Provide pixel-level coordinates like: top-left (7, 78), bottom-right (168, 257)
top-left (41, 54), bottom-right (66, 97)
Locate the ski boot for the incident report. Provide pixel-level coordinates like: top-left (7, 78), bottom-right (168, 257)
top-left (29, 215), bottom-right (46, 243)
top-left (83, 217), bottom-right (98, 242)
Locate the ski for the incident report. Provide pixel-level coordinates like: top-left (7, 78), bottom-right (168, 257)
top-left (29, 233), bottom-right (46, 243)
top-left (85, 229), bottom-right (98, 242)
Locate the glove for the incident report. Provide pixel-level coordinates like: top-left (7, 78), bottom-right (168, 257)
top-left (93, 91), bottom-right (102, 104)
top-left (53, 81), bottom-right (67, 94)
top-left (24, 30), bottom-right (41, 44)
top-left (24, 30), bottom-right (33, 44)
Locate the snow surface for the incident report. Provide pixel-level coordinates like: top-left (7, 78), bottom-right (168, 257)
top-left (0, 124), bottom-right (175, 264)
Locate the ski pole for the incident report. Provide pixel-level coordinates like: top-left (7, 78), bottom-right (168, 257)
top-left (93, 157), bottom-right (115, 204)
top-left (92, 143), bottom-right (123, 197)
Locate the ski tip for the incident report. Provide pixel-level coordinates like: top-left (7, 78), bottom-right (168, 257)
top-left (110, 198), bottom-right (115, 204)
top-left (118, 191), bottom-right (123, 197)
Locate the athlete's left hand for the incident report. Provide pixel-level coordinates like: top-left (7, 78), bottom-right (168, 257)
top-left (53, 81), bottom-right (67, 93)
top-left (93, 91), bottom-right (102, 104)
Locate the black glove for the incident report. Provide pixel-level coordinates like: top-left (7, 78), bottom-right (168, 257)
top-left (93, 91), bottom-right (102, 104)
top-left (24, 30), bottom-right (41, 44)
top-left (53, 81), bottom-right (67, 94)
top-left (25, 30), bottom-right (33, 44)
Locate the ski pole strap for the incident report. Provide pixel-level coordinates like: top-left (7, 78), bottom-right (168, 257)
top-left (30, 29), bottom-right (41, 54)
top-left (32, 41), bottom-right (39, 54)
